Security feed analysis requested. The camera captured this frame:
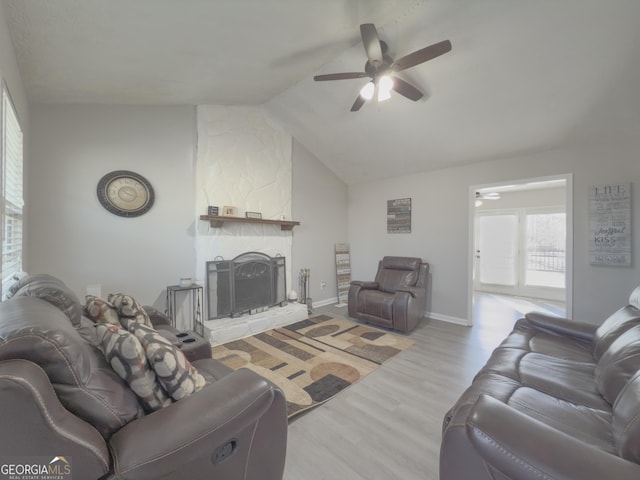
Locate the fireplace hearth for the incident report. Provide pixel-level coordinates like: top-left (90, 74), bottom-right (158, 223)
top-left (206, 252), bottom-right (286, 319)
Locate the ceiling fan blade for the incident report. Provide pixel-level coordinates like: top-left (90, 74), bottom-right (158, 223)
top-left (392, 40), bottom-right (452, 72)
top-left (314, 72), bottom-right (369, 81)
top-left (391, 77), bottom-right (423, 101)
top-left (350, 95), bottom-right (366, 112)
top-left (360, 23), bottom-right (383, 67)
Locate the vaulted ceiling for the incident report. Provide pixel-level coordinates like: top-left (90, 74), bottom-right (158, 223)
top-left (5, 0), bottom-right (640, 185)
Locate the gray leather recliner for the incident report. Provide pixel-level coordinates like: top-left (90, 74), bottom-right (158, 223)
top-left (348, 256), bottom-right (429, 332)
top-left (0, 274), bottom-right (287, 480)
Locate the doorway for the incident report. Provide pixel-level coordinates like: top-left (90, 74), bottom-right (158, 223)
top-left (468, 175), bottom-right (573, 325)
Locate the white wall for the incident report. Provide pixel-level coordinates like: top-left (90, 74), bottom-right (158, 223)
top-left (348, 136), bottom-right (640, 325)
top-left (26, 105), bottom-right (197, 307)
top-left (292, 140), bottom-right (348, 305)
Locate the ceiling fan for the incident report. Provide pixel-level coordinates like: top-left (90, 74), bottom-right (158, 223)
top-left (314, 23), bottom-right (451, 112)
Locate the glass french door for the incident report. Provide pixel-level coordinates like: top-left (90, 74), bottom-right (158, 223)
top-left (475, 209), bottom-right (566, 300)
top-left (475, 214), bottom-right (519, 295)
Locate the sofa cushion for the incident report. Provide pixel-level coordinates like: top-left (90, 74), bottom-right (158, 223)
top-left (497, 319), bottom-right (594, 362)
top-left (130, 323), bottom-right (206, 400)
top-left (477, 347), bottom-right (609, 410)
top-left (11, 274), bottom-right (83, 327)
top-left (593, 304), bottom-right (640, 361)
top-left (518, 353), bottom-right (609, 410)
top-left (85, 295), bottom-right (120, 325)
top-left (96, 323), bottom-right (173, 412)
top-left (358, 289), bottom-right (394, 320)
top-left (375, 257), bottom-right (421, 294)
top-left (507, 387), bottom-right (615, 454)
top-left (612, 370), bottom-right (640, 462)
top-left (5, 272), bottom-right (42, 300)
top-left (107, 293), bottom-right (154, 329)
top-left (0, 297), bottom-right (143, 438)
top-left (596, 325), bottom-right (640, 405)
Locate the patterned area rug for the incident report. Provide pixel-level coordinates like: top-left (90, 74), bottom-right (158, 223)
top-left (211, 315), bottom-right (414, 417)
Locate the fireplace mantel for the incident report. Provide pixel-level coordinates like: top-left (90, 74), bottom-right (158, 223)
top-left (200, 215), bottom-right (300, 231)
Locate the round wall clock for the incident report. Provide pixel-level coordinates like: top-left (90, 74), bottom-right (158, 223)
top-left (96, 170), bottom-right (155, 217)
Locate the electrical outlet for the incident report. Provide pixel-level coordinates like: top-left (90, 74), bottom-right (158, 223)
top-left (320, 281), bottom-right (327, 289)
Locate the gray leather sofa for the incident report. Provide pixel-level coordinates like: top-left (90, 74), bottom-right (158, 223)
top-left (0, 274), bottom-right (287, 480)
top-left (440, 285), bottom-right (640, 480)
top-left (348, 256), bottom-right (429, 332)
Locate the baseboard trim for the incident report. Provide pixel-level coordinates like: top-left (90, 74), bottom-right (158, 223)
top-left (312, 297), bottom-right (339, 308)
top-left (426, 312), bottom-right (471, 326)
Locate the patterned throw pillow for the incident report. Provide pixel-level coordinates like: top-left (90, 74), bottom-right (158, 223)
top-left (107, 293), bottom-right (154, 329)
top-left (130, 323), bottom-right (206, 400)
top-left (85, 295), bottom-right (120, 325)
top-left (96, 323), bottom-right (173, 412)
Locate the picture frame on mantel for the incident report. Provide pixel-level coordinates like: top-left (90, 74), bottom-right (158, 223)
top-left (207, 205), bottom-right (219, 216)
top-left (222, 206), bottom-right (238, 217)
top-left (245, 211), bottom-right (262, 219)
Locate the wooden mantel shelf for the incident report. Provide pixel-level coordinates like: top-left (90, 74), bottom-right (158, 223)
top-left (200, 215), bottom-right (300, 231)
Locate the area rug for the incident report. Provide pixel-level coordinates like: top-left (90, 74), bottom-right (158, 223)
top-left (211, 315), bottom-right (414, 417)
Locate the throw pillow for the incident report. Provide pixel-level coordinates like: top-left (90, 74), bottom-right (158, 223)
top-left (107, 293), bottom-right (154, 329)
top-left (130, 322), bottom-right (206, 400)
top-left (96, 323), bottom-right (173, 412)
top-left (85, 295), bottom-right (120, 325)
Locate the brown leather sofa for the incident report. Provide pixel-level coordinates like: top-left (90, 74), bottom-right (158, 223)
top-left (348, 256), bottom-right (429, 332)
top-left (0, 274), bottom-right (287, 480)
top-left (440, 285), bottom-right (640, 480)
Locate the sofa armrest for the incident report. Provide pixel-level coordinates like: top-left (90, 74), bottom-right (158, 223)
top-left (350, 280), bottom-right (378, 290)
top-left (466, 394), bottom-right (640, 480)
top-left (143, 305), bottom-right (173, 328)
top-left (525, 311), bottom-right (597, 341)
top-left (109, 368), bottom-right (287, 480)
top-left (0, 359), bottom-right (111, 477)
top-left (395, 286), bottom-right (424, 298)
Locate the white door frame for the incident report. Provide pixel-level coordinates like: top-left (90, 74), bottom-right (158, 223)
top-left (467, 174), bottom-right (574, 326)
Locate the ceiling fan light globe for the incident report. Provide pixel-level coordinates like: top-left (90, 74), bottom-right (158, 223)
top-left (360, 81), bottom-right (375, 100)
top-left (377, 75), bottom-right (393, 101)
top-left (379, 75), bottom-right (393, 92)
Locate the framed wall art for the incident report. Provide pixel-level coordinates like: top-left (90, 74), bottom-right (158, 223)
top-left (589, 183), bottom-right (631, 266)
top-left (387, 198), bottom-right (411, 233)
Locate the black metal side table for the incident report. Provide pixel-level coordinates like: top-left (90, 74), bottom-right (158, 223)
top-left (166, 284), bottom-right (204, 337)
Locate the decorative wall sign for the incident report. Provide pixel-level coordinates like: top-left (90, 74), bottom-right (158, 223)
top-left (387, 198), bottom-right (412, 233)
top-left (207, 205), bottom-right (219, 216)
top-left (589, 183), bottom-right (631, 266)
top-left (335, 243), bottom-right (351, 306)
top-left (245, 211), bottom-right (262, 219)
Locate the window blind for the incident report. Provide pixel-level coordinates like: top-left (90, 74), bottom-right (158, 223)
top-left (1, 84), bottom-right (24, 298)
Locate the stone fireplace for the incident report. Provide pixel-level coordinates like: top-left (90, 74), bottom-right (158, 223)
top-left (206, 252), bottom-right (286, 319)
top-left (195, 106), bottom-right (307, 345)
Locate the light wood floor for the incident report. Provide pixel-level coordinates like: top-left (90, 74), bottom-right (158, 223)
top-left (282, 294), bottom-right (554, 480)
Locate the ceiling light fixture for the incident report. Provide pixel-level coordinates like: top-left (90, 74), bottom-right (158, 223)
top-left (378, 75), bottom-right (393, 100)
top-left (359, 75), bottom-right (394, 102)
top-left (359, 81), bottom-right (375, 100)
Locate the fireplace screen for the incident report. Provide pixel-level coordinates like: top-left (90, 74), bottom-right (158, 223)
top-left (206, 252), bottom-right (286, 319)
